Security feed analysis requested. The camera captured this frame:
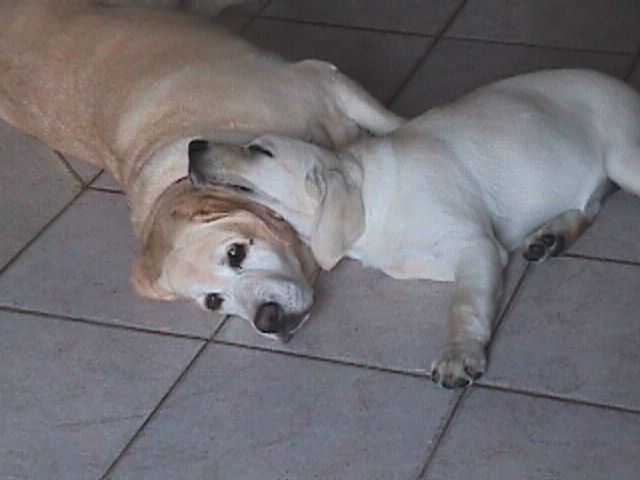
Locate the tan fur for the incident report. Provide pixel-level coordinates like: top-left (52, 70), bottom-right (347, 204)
top-left (0, 1), bottom-right (401, 329)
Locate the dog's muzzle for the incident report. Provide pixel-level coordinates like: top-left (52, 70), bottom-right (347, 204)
top-left (253, 302), bottom-right (310, 343)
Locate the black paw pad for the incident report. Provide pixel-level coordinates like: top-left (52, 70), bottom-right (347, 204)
top-left (523, 234), bottom-right (566, 262)
top-left (523, 242), bottom-right (546, 261)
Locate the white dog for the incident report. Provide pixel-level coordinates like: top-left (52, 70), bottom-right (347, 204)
top-left (187, 69), bottom-right (640, 388)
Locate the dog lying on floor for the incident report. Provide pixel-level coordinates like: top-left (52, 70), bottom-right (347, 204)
top-left (0, 1), bottom-right (402, 340)
top-left (187, 69), bottom-right (640, 387)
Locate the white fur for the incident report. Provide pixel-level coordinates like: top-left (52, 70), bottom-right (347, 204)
top-left (191, 69), bottom-right (640, 387)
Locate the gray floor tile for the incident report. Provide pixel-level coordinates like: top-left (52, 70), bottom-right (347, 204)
top-left (424, 388), bottom-right (640, 480)
top-left (391, 38), bottom-right (633, 116)
top-left (484, 258), bottom-right (640, 410)
top-left (447, 0), bottom-right (640, 53)
top-left (218, 255), bottom-right (526, 374)
top-left (0, 120), bottom-right (81, 270)
top-left (0, 310), bottom-right (203, 480)
top-left (0, 190), bottom-right (220, 338)
top-left (629, 63), bottom-right (640, 90)
top-left (214, 13), bottom-right (254, 31)
top-left (262, 0), bottom-right (463, 35)
top-left (109, 343), bottom-right (456, 480)
top-left (243, 18), bottom-right (431, 104)
top-left (569, 190), bottom-right (640, 263)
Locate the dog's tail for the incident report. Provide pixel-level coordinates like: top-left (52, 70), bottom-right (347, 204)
top-left (333, 70), bottom-right (405, 136)
top-left (299, 60), bottom-right (405, 137)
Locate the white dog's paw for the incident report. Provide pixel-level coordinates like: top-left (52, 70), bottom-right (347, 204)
top-left (430, 344), bottom-right (486, 389)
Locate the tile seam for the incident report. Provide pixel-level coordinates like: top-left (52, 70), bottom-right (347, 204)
top-left (386, 0), bottom-right (469, 106)
top-left (476, 383), bottom-right (640, 416)
top-left (99, 340), bottom-right (210, 480)
top-left (0, 182), bottom-right (98, 277)
top-left (0, 305), bottom-right (211, 341)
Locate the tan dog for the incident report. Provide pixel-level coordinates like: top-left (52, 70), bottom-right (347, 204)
top-left (0, 1), bottom-right (402, 339)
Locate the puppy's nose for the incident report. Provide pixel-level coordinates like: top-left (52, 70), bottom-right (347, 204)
top-left (188, 139), bottom-right (209, 187)
top-left (254, 302), bottom-right (308, 343)
top-left (188, 139), bottom-right (208, 158)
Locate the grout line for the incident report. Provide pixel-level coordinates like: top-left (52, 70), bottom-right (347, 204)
top-left (484, 262), bottom-right (532, 357)
top-left (386, 0), bottom-right (469, 106)
top-left (100, 340), bottom-right (210, 479)
top-left (475, 383), bottom-right (640, 416)
top-left (0, 305), bottom-right (210, 342)
top-left (415, 263), bottom-right (531, 478)
top-left (54, 151), bottom-right (86, 186)
top-left (213, 337), bottom-right (433, 380)
top-left (235, 1), bottom-right (271, 32)
top-left (252, 14), bottom-right (435, 38)
top-left (99, 317), bottom-right (233, 478)
top-left (563, 252), bottom-right (640, 267)
top-left (88, 185), bottom-right (125, 195)
top-left (415, 389), bottom-right (468, 480)
top-left (441, 34), bottom-right (636, 57)
top-left (0, 180), bottom-right (98, 277)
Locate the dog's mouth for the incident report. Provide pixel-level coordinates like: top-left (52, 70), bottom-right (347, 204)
top-left (207, 174), bottom-right (283, 210)
top-left (209, 175), bottom-right (255, 195)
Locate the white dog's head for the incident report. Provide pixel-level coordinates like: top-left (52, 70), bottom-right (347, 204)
top-left (132, 181), bottom-right (318, 342)
top-left (187, 136), bottom-right (365, 271)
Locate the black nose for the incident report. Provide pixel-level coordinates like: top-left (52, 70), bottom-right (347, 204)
top-left (188, 139), bottom-right (208, 159)
top-left (188, 139), bottom-right (209, 186)
top-left (253, 302), bottom-right (307, 343)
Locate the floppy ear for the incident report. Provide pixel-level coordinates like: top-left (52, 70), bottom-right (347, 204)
top-left (130, 208), bottom-right (179, 301)
top-left (310, 169), bottom-right (365, 270)
top-left (131, 254), bottom-right (176, 300)
top-left (237, 204), bottom-right (298, 247)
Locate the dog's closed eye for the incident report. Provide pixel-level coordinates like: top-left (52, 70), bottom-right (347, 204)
top-left (247, 144), bottom-right (274, 158)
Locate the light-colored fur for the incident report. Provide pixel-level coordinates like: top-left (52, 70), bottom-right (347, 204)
top-left (188, 69), bottom-right (640, 387)
top-left (0, 1), bottom-right (402, 337)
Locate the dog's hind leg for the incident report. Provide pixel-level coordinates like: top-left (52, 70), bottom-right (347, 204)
top-left (522, 209), bottom-right (592, 262)
top-left (604, 140), bottom-right (640, 196)
top-left (522, 182), bottom-right (613, 262)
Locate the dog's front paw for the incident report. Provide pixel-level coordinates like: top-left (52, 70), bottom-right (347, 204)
top-left (430, 343), bottom-right (486, 389)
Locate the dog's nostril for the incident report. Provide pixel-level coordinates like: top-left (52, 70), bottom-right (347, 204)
top-left (254, 302), bottom-right (284, 334)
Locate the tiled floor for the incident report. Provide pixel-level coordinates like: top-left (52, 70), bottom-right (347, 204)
top-left (1, 1), bottom-right (639, 479)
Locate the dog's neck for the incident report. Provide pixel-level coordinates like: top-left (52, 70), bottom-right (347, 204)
top-left (128, 131), bottom-right (256, 239)
top-left (342, 140), bottom-right (396, 259)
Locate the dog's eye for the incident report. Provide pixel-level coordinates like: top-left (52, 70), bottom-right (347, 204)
top-left (204, 293), bottom-right (223, 311)
top-left (227, 242), bottom-right (247, 268)
top-left (247, 144), bottom-right (274, 158)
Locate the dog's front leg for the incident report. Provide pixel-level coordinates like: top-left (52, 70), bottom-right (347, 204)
top-left (431, 238), bottom-right (506, 389)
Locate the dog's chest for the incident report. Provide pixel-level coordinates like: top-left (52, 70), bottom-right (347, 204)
top-left (349, 238), bottom-right (456, 282)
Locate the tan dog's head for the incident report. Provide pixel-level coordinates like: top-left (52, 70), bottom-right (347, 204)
top-left (187, 136), bottom-right (365, 271)
top-left (132, 182), bottom-right (318, 342)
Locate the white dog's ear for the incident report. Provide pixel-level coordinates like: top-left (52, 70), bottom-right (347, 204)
top-left (310, 169), bottom-right (365, 270)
